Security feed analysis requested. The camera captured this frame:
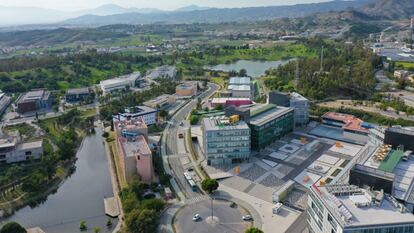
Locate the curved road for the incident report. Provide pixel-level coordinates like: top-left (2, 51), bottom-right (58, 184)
top-left (161, 83), bottom-right (219, 199)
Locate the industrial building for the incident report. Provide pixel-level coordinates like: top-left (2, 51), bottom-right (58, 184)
top-left (308, 184), bottom-right (414, 233)
top-left (0, 90), bottom-right (11, 116)
top-left (202, 116), bottom-right (250, 166)
top-left (65, 87), bottom-right (93, 102)
top-left (226, 104), bottom-right (294, 149)
top-left (227, 77), bottom-right (252, 99)
top-left (268, 91), bottom-right (309, 126)
top-left (0, 132), bottom-right (43, 164)
top-left (113, 106), bottom-right (158, 126)
top-left (114, 119), bottom-right (153, 183)
top-left (146, 65), bottom-right (177, 80)
top-left (143, 94), bottom-right (176, 109)
top-left (100, 72), bottom-right (141, 95)
top-left (16, 89), bottom-right (53, 114)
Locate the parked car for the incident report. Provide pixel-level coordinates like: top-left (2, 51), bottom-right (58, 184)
top-left (178, 133), bottom-right (184, 138)
top-left (230, 202), bottom-right (237, 208)
top-left (242, 215), bottom-right (252, 221)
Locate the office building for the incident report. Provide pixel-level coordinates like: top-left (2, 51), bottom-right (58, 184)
top-left (308, 184), bottom-right (414, 233)
top-left (202, 117), bottom-right (250, 166)
top-left (289, 92), bottom-right (309, 126)
top-left (322, 112), bottom-right (369, 135)
top-left (368, 126), bottom-right (387, 146)
top-left (384, 126), bottom-right (414, 151)
top-left (146, 65), bottom-right (177, 80)
top-left (16, 89), bottom-right (53, 114)
top-left (226, 104), bottom-right (294, 149)
top-left (100, 72), bottom-right (141, 94)
top-left (268, 91), bottom-right (309, 126)
top-left (113, 106), bottom-right (158, 126)
top-left (114, 119), bottom-right (153, 183)
top-left (65, 87), bottom-right (93, 102)
top-left (0, 90), bottom-right (11, 116)
top-left (143, 94), bottom-right (176, 109)
top-left (0, 132), bottom-right (43, 164)
top-left (227, 77), bottom-right (252, 99)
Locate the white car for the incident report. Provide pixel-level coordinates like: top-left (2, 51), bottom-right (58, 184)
top-left (192, 214), bottom-right (201, 221)
top-left (242, 215), bottom-right (252, 221)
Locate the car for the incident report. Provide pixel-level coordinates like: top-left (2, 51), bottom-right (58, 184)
top-left (192, 214), bottom-right (200, 221)
top-left (230, 202), bottom-right (237, 208)
top-left (178, 133), bottom-right (184, 138)
top-left (187, 167), bottom-right (194, 172)
top-left (180, 122), bottom-right (184, 126)
top-left (242, 215), bottom-right (252, 221)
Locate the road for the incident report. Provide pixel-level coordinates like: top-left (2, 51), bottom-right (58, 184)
top-left (162, 83), bottom-right (219, 199)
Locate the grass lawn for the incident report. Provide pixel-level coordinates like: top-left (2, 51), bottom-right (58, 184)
top-left (396, 61), bottom-right (414, 70)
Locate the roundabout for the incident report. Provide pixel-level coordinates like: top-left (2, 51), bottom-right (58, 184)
top-left (174, 199), bottom-right (253, 233)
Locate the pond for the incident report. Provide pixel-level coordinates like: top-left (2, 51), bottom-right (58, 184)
top-left (204, 60), bottom-right (289, 78)
top-left (0, 127), bottom-right (117, 233)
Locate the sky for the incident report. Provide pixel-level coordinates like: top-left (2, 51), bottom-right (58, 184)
top-left (0, 0), bottom-right (331, 11)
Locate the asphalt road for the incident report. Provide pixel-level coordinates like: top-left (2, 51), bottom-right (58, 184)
top-left (163, 83), bottom-right (219, 199)
top-left (175, 199), bottom-right (251, 233)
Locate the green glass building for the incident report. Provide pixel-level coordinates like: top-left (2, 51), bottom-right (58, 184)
top-left (248, 104), bottom-right (294, 150)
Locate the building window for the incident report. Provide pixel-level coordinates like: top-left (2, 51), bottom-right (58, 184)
top-left (138, 156), bottom-right (141, 160)
top-left (25, 151), bottom-right (32, 156)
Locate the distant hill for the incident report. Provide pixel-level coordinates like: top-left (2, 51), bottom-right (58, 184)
top-left (361, 0), bottom-right (414, 19)
top-left (175, 5), bottom-right (211, 12)
top-left (77, 4), bottom-right (162, 16)
top-left (62, 0), bottom-right (376, 26)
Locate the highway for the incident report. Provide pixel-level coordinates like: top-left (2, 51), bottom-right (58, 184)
top-left (161, 83), bottom-right (219, 200)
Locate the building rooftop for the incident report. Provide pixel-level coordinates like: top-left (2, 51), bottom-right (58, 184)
top-left (314, 184), bottom-right (414, 227)
top-left (123, 106), bottom-right (156, 114)
top-left (322, 112), bottom-right (368, 134)
top-left (100, 72), bottom-right (141, 87)
top-left (249, 104), bottom-right (293, 126)
top-left (290, 92), bottom-right (308, 101)
top-left (119, 135), bottom-right (151, 158)
top-left (211, 97), bottom-right (251, 104)
top-left (388, 126), bottom-right (414, 136)
top-left (228, 84), bottom-right (251, 91)
top-left (229, 77), bottom-right (251, 85)
top-left (18, 89), bottom-right (49, 103)
top-left (17, 140), bottom-right (43, 150)
top-left (66, 87), bottom-right (90, 95)
top-left (203, 117), bottom-right (249, 131)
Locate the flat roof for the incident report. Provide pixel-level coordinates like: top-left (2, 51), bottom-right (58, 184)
top-left (378, 150), bottom-right (404, 173)
top-left (229, 77), bottom-right (251, 85)
top-left (119, 135), bottom-right (151, 157)
top-left (249, 104), bottom-right (293, 126)
top-left (66, 87), bottom-right (90, 95)
top-left (19, 89), bottom-right (49, 103)
top-left (322, 112), bottom-right (368, 133)
top-left (228, 84), bottom-right (251, 91)
top-left (211, 97), bottom-right (251, 104)
top-left (203, 117), bottom-right (249, 131)
top-left (315, 185), bottom-right (414, 227)
top-left (17, 140), bottom-right (43, 150)
top-left (290, 92), bottom-right (308, 101)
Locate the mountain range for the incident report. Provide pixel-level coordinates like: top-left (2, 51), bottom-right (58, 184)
top-left (62, 0), bottom-right (376, 26)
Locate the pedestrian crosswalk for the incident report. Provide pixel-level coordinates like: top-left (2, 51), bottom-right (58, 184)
top-left (184, 195), bottom-right (210, 205)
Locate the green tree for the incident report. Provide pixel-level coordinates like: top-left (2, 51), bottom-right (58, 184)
top-left (190, 115), bottom-right (200, 125)
top-left (239, 68), bottom-right (247, 77)
top-left (93, 227), bottom-right (101, 233)
top-left (136, 209), bottom-right (159, 233)
top-left (0, 222), bottom-right (27, 233)
top-left (201, 178), bottom-right (219, 194)
top-left (245, 227), bottom-right (264, 233)
top-left (79, 220), bottom-right (87, 231)
top-left (140, 198), bottom-right (165, 213)
top-left (125, 209), bottom-right (141, 233)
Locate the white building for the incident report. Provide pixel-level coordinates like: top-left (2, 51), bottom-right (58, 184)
top-left (0, 90), bottom-right (11, 116)
top-left (100, 72), bottom-right (141, 94)
top-left (368, 126), bottom-right (387, 146)
top-left (308, 184), bottom-right (414, 233)
top-left (147, 66), bottom-right (177, 80)
top-left (0, 132), bottom-right (43, 164)
top-left (289, 92), bottom-right (309, 126)
top-left (227, 77), bottom-right (252, 99)
top-left (113, 106), bottom-right (158, 126)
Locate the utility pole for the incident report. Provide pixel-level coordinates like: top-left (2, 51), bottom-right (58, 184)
top-left (320, 46), bottom-right (324, 72)
top-left (211, 197), bottom-right (214, 219)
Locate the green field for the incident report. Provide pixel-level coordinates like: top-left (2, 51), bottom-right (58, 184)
top-left (396, 61), bottom-right (414, 70)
